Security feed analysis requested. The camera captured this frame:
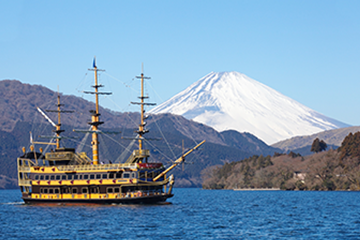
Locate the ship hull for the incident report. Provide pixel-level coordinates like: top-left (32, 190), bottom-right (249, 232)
top-left (22, 193), bottom-right (173, 205)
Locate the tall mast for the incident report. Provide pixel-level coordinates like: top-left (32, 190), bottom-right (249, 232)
top-left (84, 58), bottom-right (111, 165)
top-left (55, 91), bottom-right (64, 149)
top-left (45, 87), bottom-right (73, 149)
top-left (131, 64), bottom-right (156, 152)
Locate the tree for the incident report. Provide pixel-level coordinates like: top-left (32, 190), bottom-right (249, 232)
top-left (311, 138), bottom-right (327, 153)
top-left (338, 132), bottom-right (360, 160)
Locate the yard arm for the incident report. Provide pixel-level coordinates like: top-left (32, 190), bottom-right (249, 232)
top-left (153, 140), bottom-right (206, 182)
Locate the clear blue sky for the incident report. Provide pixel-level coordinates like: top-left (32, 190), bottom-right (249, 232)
top-left (1, 0), bottom-right (360, 125)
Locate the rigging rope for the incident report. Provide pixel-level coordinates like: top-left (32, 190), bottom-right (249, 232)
top-left (101, 133), bottom-right (132, 153)
top-left (75, 127), bottom-right (92, 152)
top-left (103, 72), bottom-right (137, 93)
top-left (115, 137), bottom-right (137, 163)
top-left (142, 138), bottom-right (176, 164)
top-left (98, 134), bottom-right (110, 162)
top-left (151, 117), bottom-right (177, 160)
top-left (146, 81), bottom-right (200, 154)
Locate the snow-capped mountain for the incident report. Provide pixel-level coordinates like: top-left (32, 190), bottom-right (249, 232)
top-left (149, 71), bottom-right (350, 145)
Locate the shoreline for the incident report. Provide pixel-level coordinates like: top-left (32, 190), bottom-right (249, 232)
top-left (233, 188), bottom-right (280, 191)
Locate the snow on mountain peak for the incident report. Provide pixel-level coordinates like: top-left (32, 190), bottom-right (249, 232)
top-left (149, 71), bottom-right (350, 144)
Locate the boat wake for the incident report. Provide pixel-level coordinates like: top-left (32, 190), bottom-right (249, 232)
top-left (1, 201), bottom-right (24, 205)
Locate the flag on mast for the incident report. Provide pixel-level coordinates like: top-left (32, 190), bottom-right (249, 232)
top-left (93, 57), bottom-right (96, 68)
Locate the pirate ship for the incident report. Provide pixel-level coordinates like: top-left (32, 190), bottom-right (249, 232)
top-left (17, 60), bottom-right (205, 204)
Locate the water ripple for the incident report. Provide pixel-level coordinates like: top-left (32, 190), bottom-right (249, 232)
top-left (1, 189), bottom-right (360, 239)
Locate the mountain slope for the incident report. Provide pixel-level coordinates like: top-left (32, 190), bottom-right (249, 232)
top-left (150, 72), bottom-right (350, 144)
top-left (0, 80), bottom-right (139, 132)
top-left (0, 79), bottom-right (282, 188)
top-left (272, 126), bottom-right (360, 151)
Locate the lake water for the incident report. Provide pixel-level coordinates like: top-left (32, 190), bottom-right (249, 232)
top-left (1, 188), bottom-right (360, 239)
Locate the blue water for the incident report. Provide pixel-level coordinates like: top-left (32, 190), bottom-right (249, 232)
top-left (1, 189), bottom-right (360, 239)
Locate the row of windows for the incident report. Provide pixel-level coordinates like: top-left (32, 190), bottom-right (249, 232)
top-left (40, 187), bottom-right (100, 194)
top-left (34, 172), bottom-right (136, 181)
top-left (40, 188), bottom-right (60, 194)
top-left (39, 187), bottom-right (120, 194)
top-left (107, 187), bottom-right (120, 193)
top-left (39, 186), bottom-right (164, 195)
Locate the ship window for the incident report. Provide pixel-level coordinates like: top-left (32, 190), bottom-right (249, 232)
top-left (67, 175), bottom-right (73, 180)
top-left (78, 175), bottom-right (82, 180)
top-left (56, 175), bottom-right (60, 180)
top-left (131, 173), bottom-right (136, 178)
top-left (50, 175), bottom-right (55, 180)
top-left (54, 188), bottom-right (59, 194)
top-left (109, 173), bottom-right (115, 178)
top-left (73, 175), bottom-right (78, 180)
top-left (40, 175), bottom-right (44, 180)
top-left (83, 174), bottom-right (89, 180)
top-left (107, 188), bottom-right (113, 193)
top-left (62, 188), bottom-right (69, 194)
top-left (90, 174), bottom-right (95, 180)
top-left (82, 188), bottom-right (88, 194)
top-left (96, 174), bottom-right (101, 179)
top-left (114, 188), bottom-right (120, 193)
top-left (116, 173), bottom-right (122, 178)
top-left (43, 188), bottom-right (48, 194)
top-left (102, 174), bottom-right (108, 179)
top-left (72, 188), bottom-right (77, 194)
top-left (123, 173), bottom-right (130, 178)
top-left (35, 175), bottom-right (39, 180)
top-left (45, 175), bottom-right (49, 180)
top-left (49, 189), bottom-right (54, 194)
top-left (90, 188), bottom-right (99, 193)
top-left (40, 188), bottom-right (43, 194)
top-left (61, 175), bottom-right (67, 180)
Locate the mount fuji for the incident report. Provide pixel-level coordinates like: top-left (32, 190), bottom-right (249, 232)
top-left (149, 71), bottom-right (350, 145)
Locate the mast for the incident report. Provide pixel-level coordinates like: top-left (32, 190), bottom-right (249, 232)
top-left (131, 64), bottom-right (156, 153)
top-left (84, 58), bottom-right (111, 165)
top-left (54, 92), bottom-right (64, 149)
top-left (45, 88), bottom-right (73, 149)
top-left (153, 140), bottom-right (206, 181)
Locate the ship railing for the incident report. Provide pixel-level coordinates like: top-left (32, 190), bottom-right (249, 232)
top-left (18, 179), bottom-right (32, 187)
top-left (67, 153), bottom-right (92, 165)
top-left (17, 158), bottom-right (35, 172)
top-left (57, 163), bottom-right (138, 172)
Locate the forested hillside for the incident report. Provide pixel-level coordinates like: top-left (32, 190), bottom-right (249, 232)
top-left (203, 132), bottom-right (360, 191)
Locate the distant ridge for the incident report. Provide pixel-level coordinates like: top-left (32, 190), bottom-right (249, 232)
top-left (0, 80), bottom-right (139, 132)
top-left (272, 126), bottom-right (360, 151)
top-left (150, 72), bottom-right (350, 144)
